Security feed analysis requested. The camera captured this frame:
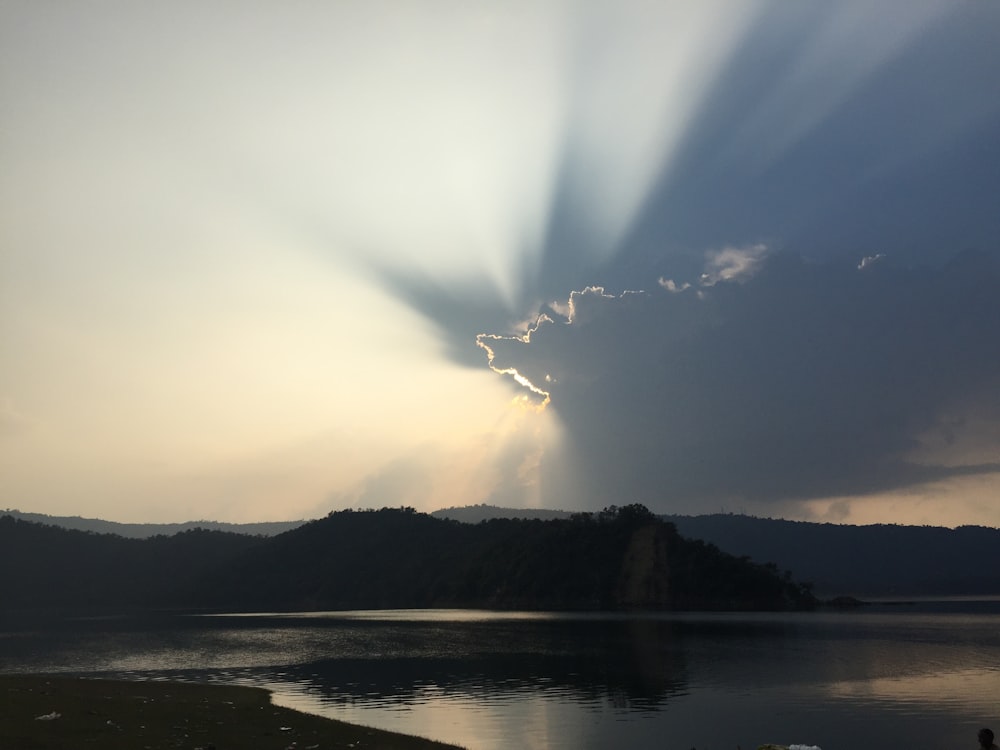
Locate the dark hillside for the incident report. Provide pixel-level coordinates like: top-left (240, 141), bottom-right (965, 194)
top-left (196, 507), bottom-right (477, 610)
top-left (197, 505), bottom-right (815, 611)
top-left (1, 508), bottom-right (815, 613)
top-left (0, 515), bottom-right (264, 612)
top-left (666, 514), bottom-right (1000, 596)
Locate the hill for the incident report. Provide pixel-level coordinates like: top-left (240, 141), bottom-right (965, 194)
top-left (0, 507), bottom-right (814, 613)
top-left (12, 503), bottom-right (988, 601)
top-left (0, 516), bottom-right (264, 611)
top-left (665, 514), bottom-right (1000, 597)
top-left (434, 507), bottom-right (1000, 597)
top-left (196, 505), bottom-right (814, 611)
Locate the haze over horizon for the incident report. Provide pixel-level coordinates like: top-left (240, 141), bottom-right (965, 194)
top-left (3, 1), bottom-right (999, 528)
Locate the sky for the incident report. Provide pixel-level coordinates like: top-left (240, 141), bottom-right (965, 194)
top-left (2, 0), bottom-right (999, 526)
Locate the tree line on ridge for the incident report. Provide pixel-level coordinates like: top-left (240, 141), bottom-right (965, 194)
top-left (0, 505), bottom-right (815, 614)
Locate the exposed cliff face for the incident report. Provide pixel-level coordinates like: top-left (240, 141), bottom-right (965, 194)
top-left (616, 525), bottom-right (670, 608)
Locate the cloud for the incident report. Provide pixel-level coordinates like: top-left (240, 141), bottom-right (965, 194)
top-left (482, 250), bottom-right (1000, 512)
top-left (658, 279), bottom-right (691, 294)
top-left (370, 1), bottom-right (1000, 372)
top-left (617, 1), bottom-right (1000, 283)
top-left (700, 244), bottom-right (770, 285)
top-left (4, 0), bottom-right (999, 525)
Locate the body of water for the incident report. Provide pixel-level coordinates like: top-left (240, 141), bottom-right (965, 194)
top-left (2, 604), bottom-right (999, 749)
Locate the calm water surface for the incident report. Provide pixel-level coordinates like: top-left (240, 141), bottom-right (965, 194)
top-left (2, 605), bottom-right (999, 749)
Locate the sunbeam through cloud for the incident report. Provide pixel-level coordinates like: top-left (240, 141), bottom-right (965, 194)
top-left (2, 0), bottom-right (999, 524)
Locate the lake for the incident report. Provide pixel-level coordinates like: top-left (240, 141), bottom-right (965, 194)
top-left (2, 603), bottom-right (999, 749)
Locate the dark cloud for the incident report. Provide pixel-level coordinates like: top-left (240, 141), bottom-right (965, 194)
top-left (375, 2), bottom-right (1000, 366)
top-left (486, 250), bottom-right (1000, 510)
top-left (366, 3), bottom-right (1000, 512)
top-left (616, 2), bottom-right (1000, 283)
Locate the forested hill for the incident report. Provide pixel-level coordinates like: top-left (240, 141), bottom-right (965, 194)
top-left (15, 504), bottom-right (997, 598)
top-left (0, 518), bottom-right (263, 611)
top-left (0, 507), bottom-right (815, 614)
top-left (431, 506), bottom-right (1000, 597)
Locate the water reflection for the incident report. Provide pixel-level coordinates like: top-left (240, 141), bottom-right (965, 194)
top-left (2, 609), bottom-right (1000, 749)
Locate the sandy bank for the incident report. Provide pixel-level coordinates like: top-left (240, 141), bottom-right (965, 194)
top-left (0, 674), bottom-right (464, 750)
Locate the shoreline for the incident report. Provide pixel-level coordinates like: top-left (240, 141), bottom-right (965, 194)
top-left (0, 673), bottom-right (465, 749)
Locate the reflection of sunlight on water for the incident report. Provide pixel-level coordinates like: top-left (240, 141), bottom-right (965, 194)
top-left (825, 667), bottom-right (1000, 714)
top-left (196, 609), bottom-right (572, 622)
top-left (97, 628), bottom-right (342, 672)
top-left (266, 677), bottom-right (588, 750)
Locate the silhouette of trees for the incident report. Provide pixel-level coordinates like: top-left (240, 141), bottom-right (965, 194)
top-left (2, 507), bottom-right (816, 614)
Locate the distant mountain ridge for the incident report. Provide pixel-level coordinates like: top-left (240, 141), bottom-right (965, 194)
top-left (664, 513), bottom-right (1000, 598)
top-left (0, 509), bottom-right (305, 538)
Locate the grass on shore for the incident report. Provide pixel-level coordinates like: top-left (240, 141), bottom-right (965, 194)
top-left (0, 674), bottom-right (465, 750)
